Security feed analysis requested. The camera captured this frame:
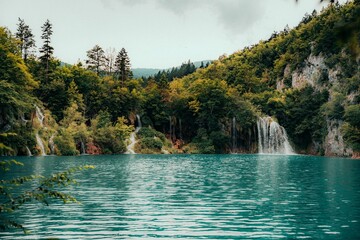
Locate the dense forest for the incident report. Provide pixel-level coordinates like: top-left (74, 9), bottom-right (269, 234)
top-left (0, 1), bottom-right (359, 157)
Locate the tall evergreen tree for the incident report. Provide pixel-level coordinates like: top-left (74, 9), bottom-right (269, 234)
top-left (86, 45), bottom-right (106, 75)
top-left (39, 19), bottom-right (54, 80)
top-left (115, 48), bottom-right (132, 86)
top-left (15, 18), bottom-right (35, 62)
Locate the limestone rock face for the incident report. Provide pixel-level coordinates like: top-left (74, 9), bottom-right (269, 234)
top-left (324, 120), bottom-right (353, 157)
top-left (291, 54), bottom-right (326, 90)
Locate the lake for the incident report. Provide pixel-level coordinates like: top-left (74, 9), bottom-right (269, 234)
top-left (1, 154), bottom-right (360, 239)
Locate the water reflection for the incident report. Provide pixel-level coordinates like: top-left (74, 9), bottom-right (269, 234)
top-left (1, 155), bottom-right (360, 239)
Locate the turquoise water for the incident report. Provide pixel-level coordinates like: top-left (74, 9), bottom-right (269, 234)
top-left (1, 154), bottom-right (360, 239)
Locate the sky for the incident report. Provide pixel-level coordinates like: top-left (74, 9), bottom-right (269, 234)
top-left (0, 0), bottom-right (347, 69)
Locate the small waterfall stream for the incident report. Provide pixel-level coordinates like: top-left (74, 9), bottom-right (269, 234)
top-left (35, 105), bottom-right (45, 127)
top-left (49, 134), bottom-right (55, 155)
top-left (126, 114), bottom-right (142, 154)
top-left (36, 133), bottom-right (46, 156)
top-left (34, 105), bottom-right (47, 156)
top-left (135, 114), bottom-right (142, 133)
top-left (25, 146), bottom-right (32, 156)
top-left (80, 141), bottom-right (86, 155)
top-left (257, 116), bottom-right (294, 154)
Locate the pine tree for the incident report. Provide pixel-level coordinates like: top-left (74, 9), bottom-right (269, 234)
top-left (86, 45), bottom-right (106, 75)
top-left (39, 19), bottom-right (54, 80)
top-left (158, 72), bottom-right (169, 89)
top-left (16, 18), bottom-right (35, 62)
top-left (115, 48), bottom-right (132, 86)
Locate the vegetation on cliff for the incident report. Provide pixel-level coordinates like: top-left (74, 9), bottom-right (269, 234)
top-left (0, 1), bottom-right (359, 156)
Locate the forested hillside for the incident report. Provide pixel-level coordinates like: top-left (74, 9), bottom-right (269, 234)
top-left (0, 1), bottom-right (359, 157)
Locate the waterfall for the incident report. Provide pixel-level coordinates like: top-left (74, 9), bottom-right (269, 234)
top-left (25, 146), bottom-right (32, 156)
top-left (35, 105), bottom-right (45, 127)
top-left (135, 114), bottom-right (142, 133)
top-left (21, 114), bottom-right (29, 124)
top-left (34, 105), bottom-right (47, 156)
top-left (257, 116), bottom-right (294, 154)
top-left (80, 141), bottom-right (86, 154)
top-left (49, 134), bottom-right (55, 155)
top-left (126, 114), bottom-right (142, 154)
top-left (36, 133), bottom-right (46, 156)
top-left (232, 117), bottom-right (237, 152)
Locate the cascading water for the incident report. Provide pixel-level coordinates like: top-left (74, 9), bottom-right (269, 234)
top-left (34, 105), bottom-right (47, 156)
top-left (257, 116), bottom-right (294, 154)
top-left (49, 134), bottom-right (55, 155)
top-left (80, 141), bottom-right (86, 154)
top-left (36, 133), bottom-right (46, 156)
top-left (35, 105), bottom-right (44, 127)
top-left (126, 114), bottom-right (142, 154)
top-left (21, 114), bottom-right (29, 124)
top-left (135, 114), bottom-right (142, 133)
top-left (25, 146), bottom-right (32, 156)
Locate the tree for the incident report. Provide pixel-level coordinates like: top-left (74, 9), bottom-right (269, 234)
top-left (86, 45), bottom-right (106, 75)
top-left (158, 72), bottom-right (169, 90)
top-left (0, 27), bottom-right (37, 132)
top-left (343, 104), bottom-right (360, 152)
top-left (105, 47), bottom-right (116, 75)
top-left (67, 80), bottom-right (85, 113)
top-left (15, 18), bottom-right (35, 62)
top-left (39, 19), bottom-right (54, 81)
top-left (115, 48), bottom-right (132, 86)
top-left (0, 158), bottom-right (94, 233)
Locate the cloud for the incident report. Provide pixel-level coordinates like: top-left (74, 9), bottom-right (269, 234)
top-left (154, 0), bottom-right (263, 34)
top-left (100, 0), bottom-right (264, 34)
top-left (212, 1), bottom-right (263, 33)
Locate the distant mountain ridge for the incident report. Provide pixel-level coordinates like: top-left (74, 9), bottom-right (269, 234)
top-left (132, 60), bottom-right (212, 78)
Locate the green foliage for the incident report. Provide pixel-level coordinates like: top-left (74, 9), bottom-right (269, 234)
top-left (0, 161), bottom-right (94, 233)
top-left (138, 137), bottom-right (163, 151)
top-left (16, 18), bottom-right (35, 62)
top-left (150, 60), bottom-right (197, 84)
top-left (280, 87), bottom-right (329, 149)
top-left (342, 104), bottom-right (360, 151)
top-left (342, 123), bottom-right (360, 151)
top-left (135, 127), bottom-right (170, 153)
top-left (322, 92), bottom-right (345, 120)
top-left (54, 129), bottom-right (78, 155)
top-left (86, 45), bottom-right (106, 75)
top-left (115, 48), bottom-right (132, 85)
top-left (1, 1), bottom-right (359, 155)
top-left (91, 113), bottom-right (133, 154)
top-left (137, 127), bottom-right (166, 142)
top-left (185, 128), bottom-right (215, 154)
top-left (344, 104), bottom-right (360, 128)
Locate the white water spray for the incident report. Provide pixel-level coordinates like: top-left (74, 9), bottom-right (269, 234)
top-left (35, 105), bottom-right (44, 127)
top-left (49, 134), bottom-right (55, 155)
top-left (80, 141), bottom-right (86, 154)
top-left (36, 133), bottom-right (46, 156)
top-left (25, 146), bottom-right (32, 156)
top-left (257, 116), bottom-right (294, 154)
top-left (34, 105), bottom-right (47, 156)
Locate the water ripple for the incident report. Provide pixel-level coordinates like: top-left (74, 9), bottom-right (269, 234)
top-left (1, 154), bottom-right (360, 239)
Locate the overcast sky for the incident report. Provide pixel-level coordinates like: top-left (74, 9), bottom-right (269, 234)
top-left (0, 0), bottom-right (347, 69)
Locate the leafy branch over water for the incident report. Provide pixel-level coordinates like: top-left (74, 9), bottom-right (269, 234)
top-left (0, 160), bottom-right (94, 233)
